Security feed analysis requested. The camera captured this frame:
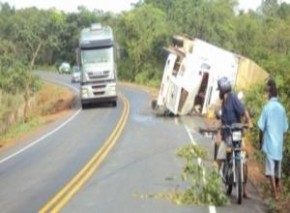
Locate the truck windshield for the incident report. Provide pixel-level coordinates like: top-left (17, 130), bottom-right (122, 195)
top-left (81, 47), bottom-right (113, 64)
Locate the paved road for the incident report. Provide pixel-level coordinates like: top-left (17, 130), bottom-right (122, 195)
top-left (0, 72), bottom-right (267, 213)
top-left (62, 86), bottom-right (267, 213)
top-left (0, 72), bottom-right (123, 212)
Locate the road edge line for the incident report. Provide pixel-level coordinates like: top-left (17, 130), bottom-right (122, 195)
top-left (0, 109), bottom-right (81, 165)
top-left (185, 125), bottom-right (217, 213)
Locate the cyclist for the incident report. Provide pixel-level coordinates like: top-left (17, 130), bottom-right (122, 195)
top-left (215, 76), bottom-right (253, 198)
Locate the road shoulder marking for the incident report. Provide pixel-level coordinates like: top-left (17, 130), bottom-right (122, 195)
top-left (0, 109), bottom-right (81, 165)
top-left (185, 125), bottom-right (217, 213)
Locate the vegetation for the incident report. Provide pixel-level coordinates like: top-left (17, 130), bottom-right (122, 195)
top-left (0, 81), bottom-right (74, 148)
top-left (138, 144), bottom-right (229, 206)
top-left (176, 144), bottom-right (229, 206)
top-left (0, 0), bottom-right (290, 208)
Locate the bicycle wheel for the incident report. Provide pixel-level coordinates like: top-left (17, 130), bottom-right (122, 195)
top-left (225, 162), bottom-right (233, 195)
top-left (235, 159), bottom-right (243, 204)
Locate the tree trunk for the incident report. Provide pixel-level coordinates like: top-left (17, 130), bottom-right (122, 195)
top-left (23, 83), bottom-right (30, 123)
top-left (24, 41), bottom-right (43, 122)
top-left (29, 42), bottom-right (43, 70)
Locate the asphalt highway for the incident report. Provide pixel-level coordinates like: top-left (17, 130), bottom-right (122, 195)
top-left (0, 71), bottom-right (266, 213)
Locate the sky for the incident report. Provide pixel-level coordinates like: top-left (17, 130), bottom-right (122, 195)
top-left (3, 0), bottom-right (290, 13)
top-left (5, 0), bottom-right (139, 13)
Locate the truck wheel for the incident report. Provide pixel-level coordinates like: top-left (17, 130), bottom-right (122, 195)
top-left (81, 103), bottom-right (87, 109)
top-left (112, 100), bottom-right (117, 107)
top-left (151, 100), bottom-right (157, 109)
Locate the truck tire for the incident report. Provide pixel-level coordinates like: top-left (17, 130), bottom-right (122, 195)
top-left (151, 100), bottom-right (157, 109)
top-left (81, 102), bottom-right (87, 109)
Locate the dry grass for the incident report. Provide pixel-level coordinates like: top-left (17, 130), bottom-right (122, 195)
top-left (33, 81), bottom-right (75, 115)
top-left (0, 81), bottom-right (75, 151)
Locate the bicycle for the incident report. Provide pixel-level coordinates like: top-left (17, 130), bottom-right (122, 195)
top-left (219, 123), bottom-right (248, 204)
top-left (199, 122), bottom-right (248, 204)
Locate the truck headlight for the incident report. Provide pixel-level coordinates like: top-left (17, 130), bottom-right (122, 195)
top-left (81, 88), bottom-right (89, 97)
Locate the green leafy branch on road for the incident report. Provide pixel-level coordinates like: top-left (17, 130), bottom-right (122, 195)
top-left (138, 144), bottom-right (229, 206)
top-left (176, 144), bottom-right (229, 206)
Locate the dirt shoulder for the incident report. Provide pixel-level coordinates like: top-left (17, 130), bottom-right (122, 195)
top-left (0, 81), bottom-right (76, 152)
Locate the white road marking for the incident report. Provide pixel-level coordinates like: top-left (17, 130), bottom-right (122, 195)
top-left (185, 126), bottom-right (196, 145)
top-left (209, 206), bottom-right (217, 213)
top-left (185, 125), bottom-right (217, 213)
top-left (0, 109), bottom-right (81, 165)
top-left (0, 76), bottom-right (81, 165)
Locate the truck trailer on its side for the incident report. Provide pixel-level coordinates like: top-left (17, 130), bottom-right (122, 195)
top-left (78, 23), bottom-right (117, 108)
top-left (154, 35), bottom-right (269, 116)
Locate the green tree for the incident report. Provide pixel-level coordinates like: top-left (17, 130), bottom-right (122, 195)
top-left (2, 8), bottom-right (60, 121)
top-left (117, 4), bottom-right (169, 83)
top-left (234, 12), bottom-right (264, 59)
top-left (144, 0), bottom-right (175, 14)
top-left (8, 8), bottom-right (60, 69)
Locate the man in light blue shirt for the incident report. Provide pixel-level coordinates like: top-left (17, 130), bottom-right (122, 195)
top-left (258, 78), bottom-right (288, 200)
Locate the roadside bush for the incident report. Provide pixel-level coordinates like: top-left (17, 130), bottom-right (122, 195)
top-left (141, 144), bottom-right (229, 206)
top-left (134, 63), bottom-right (163, 87)
top-left (176, 144), bottom-right (229, 206)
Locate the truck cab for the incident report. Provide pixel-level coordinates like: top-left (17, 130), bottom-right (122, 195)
top-left (78, 23), bottom-right (117, 108)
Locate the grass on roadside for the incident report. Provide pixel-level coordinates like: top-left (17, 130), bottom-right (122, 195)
top-left (0, 80), bottom-right (75, 149)
top-left (0, 118), bottom-right (44, 142)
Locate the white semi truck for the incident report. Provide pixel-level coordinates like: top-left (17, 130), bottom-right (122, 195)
top-left (78, 23), bottom-right (117, 108)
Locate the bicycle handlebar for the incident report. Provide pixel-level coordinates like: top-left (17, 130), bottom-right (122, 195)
top-left (220, 123), bottom-right (249, 130)
top-left (199, 123), bottom-right (249, 136)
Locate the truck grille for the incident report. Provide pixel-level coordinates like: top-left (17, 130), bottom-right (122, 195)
top-left (90, 75), bottom-right (109, 79)
top-left (93, 91), bottom-right (105, 95)
top-left (91, 79), bottom-right (114, 84)
top-left (88, 71), bottom-right (110, 80)
top-left (92, 85), bottom-right (106, 89)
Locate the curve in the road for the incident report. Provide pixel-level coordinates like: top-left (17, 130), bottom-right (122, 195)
top-left (39, 93), bottom-right (130, 213)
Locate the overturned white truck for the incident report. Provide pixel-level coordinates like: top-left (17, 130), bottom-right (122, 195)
top-left (154, 36), bottom-right (269, 116)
